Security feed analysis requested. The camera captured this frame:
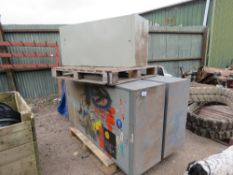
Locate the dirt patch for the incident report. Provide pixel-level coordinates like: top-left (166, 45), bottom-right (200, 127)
top-left (33, 101), bottom-right (226, 175)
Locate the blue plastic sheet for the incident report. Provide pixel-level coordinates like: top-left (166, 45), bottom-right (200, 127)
top-left (57, 81), bottom-right (68, 118)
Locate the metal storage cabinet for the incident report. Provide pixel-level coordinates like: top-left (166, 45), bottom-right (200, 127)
top-left (59, 14), bottom-right (148, 67)
top-left (65, 80), bottom-right (165, 175)
top-left (145, 76), bottom-right (190, 159)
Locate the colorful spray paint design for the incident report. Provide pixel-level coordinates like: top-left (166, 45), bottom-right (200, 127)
top-left (76, 85), bottom-right (118, 158)
top-left (75, 85), bottom-right (127, 159)
top-left (85, 85), bottom-right (116, 132)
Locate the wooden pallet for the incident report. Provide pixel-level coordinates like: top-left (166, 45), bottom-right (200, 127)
top-left (52, 67), bottom-right (108, 85)
top-left (70, 127), bottom-right (117, 175)
top-left (52, 65), bottom-right (157, 85)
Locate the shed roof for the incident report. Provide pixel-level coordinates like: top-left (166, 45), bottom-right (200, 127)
top-left (140, 0), bottom-right (201, 15)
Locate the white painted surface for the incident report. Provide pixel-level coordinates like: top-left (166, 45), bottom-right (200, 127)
top-left (60, 14), bottom-right (148, 67)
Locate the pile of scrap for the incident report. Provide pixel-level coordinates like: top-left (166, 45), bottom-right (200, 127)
top-left (196, 66), bottom-right (233, 87)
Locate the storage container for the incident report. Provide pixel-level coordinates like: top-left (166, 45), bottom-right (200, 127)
top-left (0, 91), bottom-right (40, 175)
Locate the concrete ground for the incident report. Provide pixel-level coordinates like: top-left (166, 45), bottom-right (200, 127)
top-left (33, 103), bottom-right (226, 175)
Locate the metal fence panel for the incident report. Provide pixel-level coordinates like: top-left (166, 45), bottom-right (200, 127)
top-left (0, 25), bottom-right (61, 98)
top-left (0, 73), bottom-right (10, 92)
top-left (148, 26), bottom-right (206, 76)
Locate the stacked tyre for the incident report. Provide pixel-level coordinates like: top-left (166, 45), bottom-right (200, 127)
top-left (187, 87), bottom-right (233, 140)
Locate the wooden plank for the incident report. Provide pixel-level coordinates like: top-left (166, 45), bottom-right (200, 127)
top-left (0, 142), bottom-right (35, 166)
top-left (0, 126), bottom-right (33, 152)
top-left (70, 127), bottom-right (114, 167)
top-left (0, 121), bottom-right (31, 137)
top-left (201, 27), bottom-right (209, 66)
top-left (0, 154), bottom-right (38, 175)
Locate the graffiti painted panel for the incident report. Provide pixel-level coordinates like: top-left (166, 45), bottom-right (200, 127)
top-left (66, 81), bottom-right (131, 173)
top-left (104, 127), bottom-right (117, 159)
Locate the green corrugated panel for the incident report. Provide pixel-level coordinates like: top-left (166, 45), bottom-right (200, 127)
top-left (141, 0), bottom-right (206, 26)
top-left (208, 0), bottom-right (233, 67)
top-left (14, 70), bottom-right (58, 98)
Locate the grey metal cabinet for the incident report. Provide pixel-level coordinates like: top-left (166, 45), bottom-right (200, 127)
top-left (65, 80), bottom-right (165, 175)
top-left (145, 76), bottom-right (190, 159)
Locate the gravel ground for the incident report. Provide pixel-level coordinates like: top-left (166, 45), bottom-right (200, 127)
top-left (33, 102), bottom-right (226, 175)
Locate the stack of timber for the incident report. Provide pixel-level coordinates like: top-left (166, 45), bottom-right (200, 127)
top-left (0, 91), bottom-right (40, 175)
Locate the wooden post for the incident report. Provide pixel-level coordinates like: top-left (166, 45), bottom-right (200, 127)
top-left (201, 27), bottom-right (209, 66)
top-left (0, 21), bottom-right (17, 91)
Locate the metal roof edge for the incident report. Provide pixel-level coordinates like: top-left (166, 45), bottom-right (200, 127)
top-left (139, 0), bottom-right (202, 15)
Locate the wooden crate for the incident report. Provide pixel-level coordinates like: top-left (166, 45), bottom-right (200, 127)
top-left (52, 65), bottom-right (157, 85)
top-left (0, 91), bottom-right (40, 175)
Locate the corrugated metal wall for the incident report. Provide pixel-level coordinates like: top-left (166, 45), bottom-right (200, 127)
top-left (141, 0), bottom-right (233, 71)
top-left (0, 25), bottom-right (62, 98)
top-left (141, 0), bottom-right (207, 26)
top-left (208, 0), bottom-right (233, 67)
